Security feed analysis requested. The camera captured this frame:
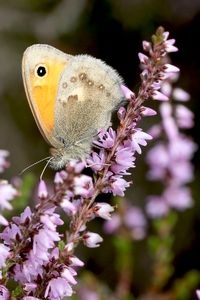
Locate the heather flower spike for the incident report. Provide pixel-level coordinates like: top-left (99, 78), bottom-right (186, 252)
top-left (0, 28), bottom-right (183, 299)
top-left (146, 50), bottom-right (196, 217)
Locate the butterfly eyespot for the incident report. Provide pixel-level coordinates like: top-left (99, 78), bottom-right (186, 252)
top-left (35, 64), bottom-right (48, 78)
top-left (79, 73), bottom-right (87, 80)
top-left (70, 76), bottom-right (77, 83)
top-left (62, 82), bottom-right (68, 89)
top-left (98, 84), bottom-right (105, 90)
top-left (87, 80), bottom-right (94, 86)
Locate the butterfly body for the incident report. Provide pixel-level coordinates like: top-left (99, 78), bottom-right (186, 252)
top-left (22, 44), bottom-right (124, 169)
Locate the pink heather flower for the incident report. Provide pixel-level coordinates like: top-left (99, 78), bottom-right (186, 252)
top-left (124, 206), bottom-right (147, 240)
top-left (93, 128), bottom-right (116, 149)
top-left (74, 175), bottom-right (94, 197)
top-left (57, 170), bottom-right (69, 182)
top-left (161, 109), bottom-right (175, 135)
top-left (45, 277), bottom-right (73, 299)
top-left (69, 160), bottom-right (85, 174)
top-left (0, 150), bottom-right (9, 173)
top-left (161, 82), bottom-right (172, 97)
top-left (163, 31), bottom-right (170, 40)
top-left (138, 52), bottom-right (149, 64)
top-left (23, 283), bottom-right (37, 294)
top-left (54, 170), bottom-right (69, 184)
top-left (151, 81), bottom-right (162, 91)
top-left (173, 87), bottom-right (190, 102)
top-left (0, 180), bottom-right (18, 210)
top-left (0, 214), bottom-right (8, 226)
top-left (61, 267), bottom-right (77, 285)
top-left (115, 146), bottom-right (135, 167)
top-left (146, 196), bottom-right (169, 218)
top-left (49, 246), bottom-right (59, 259)
top-left (163, 34), bottom-right (178, 52)
top-left (0, 223), bottom-right (22, 245)
top-left (83, 232), bottom-right (103, 248)
top-left (32, 222), bottom-right (61, 260)
top-left (69, 255), bottom-right (84, 267)
top-left (65, 242), bottom-right (74, 252)
top-left (169, 137), bottom-right (197, 161)
top-left (160, 100), bottom-right (172, 117)
top-left (38, 180), bottom-right (48, 198)
top-left (164, 63), bottom-right (180, 73)
top-left (131, 130), bottom-right (152, 154)
top-left (120, 84), bottom-right (135, 99)
top-left (108, 176), bottom-right (131, 197)
top-left (0, 285), bottom-right (10, 300)
top-left (12, 206), bottom-right (32, 225)
top-left (169, 160), bottom-right (194, 185)
top-left (54, 171), bottom-right (65, 184)
top-left (0, 244), bottom-right (10, 268)
top-left (60, 197), bottom-right (77, 215)
top-left (141, 106), bottom-right (157, 117)
top-left (164, 186), bottom-right (193, 210)
top-left (153, 90), bottom-right (169, 101)
top-left (196, 290), bottom-right (200, 299)
top-left (40, 211), bottom-right (64, 231)
top-left (15, 253), bottom-right (42, 284)
top-left (142, 40), bottom-right (151, 51)
top-left (86, 151), bottom-right (106, 171)
top-left (165, 42), bottom-right (178, 53)
top-left (94, 202), bottom-right (114, 220)
top-left (175, 104), bottom-right (194, 128)
top-left (111, 146), bottom-right (135, 174)
top-left (146, 144), bottom-right (169, 180)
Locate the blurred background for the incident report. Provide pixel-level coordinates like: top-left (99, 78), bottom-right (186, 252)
top-left (0, 0), bottom-right (200, 299)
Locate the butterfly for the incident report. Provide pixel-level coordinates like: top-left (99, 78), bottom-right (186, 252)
top-left (22, 44), bottom-right (124, 170)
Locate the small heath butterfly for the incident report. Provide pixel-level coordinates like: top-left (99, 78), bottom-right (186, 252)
top-left (22, 44), bottom-right (124, 170)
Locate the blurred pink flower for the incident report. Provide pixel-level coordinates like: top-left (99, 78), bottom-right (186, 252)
top-left (0, 150), bottom-right (9, 173)
top-left (0, 180), bottom-right (18, 210)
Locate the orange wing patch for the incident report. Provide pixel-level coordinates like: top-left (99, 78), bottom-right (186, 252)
top-left (29, 59), bottom-right (67, 141)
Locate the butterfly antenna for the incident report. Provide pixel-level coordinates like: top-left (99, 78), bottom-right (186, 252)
top-left (20, 157), bottom-right (51, 176)
top-left (40, 157), bottom-right (54, 180)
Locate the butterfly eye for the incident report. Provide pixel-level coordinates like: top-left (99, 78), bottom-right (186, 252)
top-left (35, 64), bottom-right (48, 78)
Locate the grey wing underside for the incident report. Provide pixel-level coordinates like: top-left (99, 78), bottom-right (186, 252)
top-left (53, 54), bottom-right (124, 148)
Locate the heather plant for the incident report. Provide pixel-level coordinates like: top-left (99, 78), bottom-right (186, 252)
top-left (0, 27), bottom-right (198, 300)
